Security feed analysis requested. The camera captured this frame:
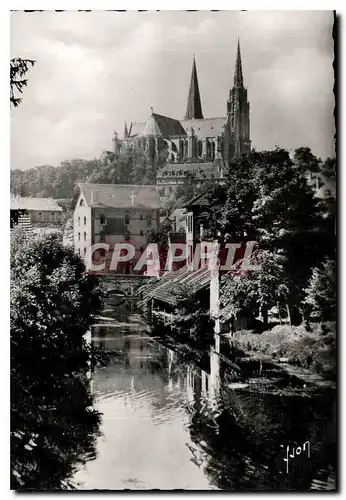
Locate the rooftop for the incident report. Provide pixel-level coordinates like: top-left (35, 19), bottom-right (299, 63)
top-left (139, 265), bottom-right (211, 305)
top-left (140, 113), bottom-right (187, 138)
top-left (10, 196), bottom-right (63, 212)
top-left (126, 116), bottom-right (226, 139)
top-left (77, 183), bottom-right (162, 209)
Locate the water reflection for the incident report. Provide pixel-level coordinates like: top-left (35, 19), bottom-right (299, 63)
top-left (74, 299), bottom-right (336, 491)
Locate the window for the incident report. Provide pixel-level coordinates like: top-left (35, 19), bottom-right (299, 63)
top-left (38, 212), bottom-right (42, 221)
top-left (140, 230), bottom-right (144, 236)
top-left (78, 232), bottom-right (80, 242)
top-left (84, 216), bottom-right (87, 225)
top-left (79, 199), bottom-right (85, 206)
top-left (78, 217), bottom-right (80, 226)
top-left (84, 248), bottom-right (87, 255)
top-left (84, 232), bottom-right (86, 241)
top-left (124, 215), bottom-right (130, 225)
top-left (100, 213), bottom-right (106, 225)
top-left (100, 232), bottom-right (105, 243)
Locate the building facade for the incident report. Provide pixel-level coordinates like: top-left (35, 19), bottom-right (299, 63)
top-left (112, 40), bottom-right (251, 167)
top-left (72, 183), bottom-right (161, 274)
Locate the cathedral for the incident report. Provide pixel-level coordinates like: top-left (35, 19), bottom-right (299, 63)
top-left (112, 40), bottom-right (251, 166)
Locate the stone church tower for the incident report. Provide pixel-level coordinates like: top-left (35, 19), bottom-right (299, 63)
top-left (224, 40), bottom-right (251, 162)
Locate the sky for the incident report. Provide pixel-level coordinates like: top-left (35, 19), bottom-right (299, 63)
top-left (10, 10), bottom-right (335, 170)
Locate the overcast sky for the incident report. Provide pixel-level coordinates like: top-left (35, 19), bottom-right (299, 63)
top-left (10, 10), bottom-right (335, 170)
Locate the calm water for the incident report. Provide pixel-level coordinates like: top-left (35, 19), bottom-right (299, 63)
top-left (74, 299), bottom-right (336, 491)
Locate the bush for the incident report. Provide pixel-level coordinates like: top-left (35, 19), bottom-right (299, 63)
top-left (11, 232), bottom-right (106, 490)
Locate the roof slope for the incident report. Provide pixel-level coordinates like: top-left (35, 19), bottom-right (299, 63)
top-left (78, 183), bottom-right (161, 209)
top-left (140, 113), bottom-right (187, 138)
top-left (140, 265), bottom-right (210, 305)
top-left (10, 196), bottom-right (63, 212)
top-left (181, 117), bottom-right (226, 138)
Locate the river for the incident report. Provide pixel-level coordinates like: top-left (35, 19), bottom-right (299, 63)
top-left (73, 298), bottom-right (336, 491)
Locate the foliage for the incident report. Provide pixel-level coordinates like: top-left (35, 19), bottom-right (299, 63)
top-left (302, 259), bottom-right (336, 323)
top-left (202, 148), bottom-right (334, 326)
top-left (11, 148), bottom-right (167, 200)
top-left (11, 231), bottom-right (107, 490)
top-left (293, 146), bottom-right (321, 174)
top-left (232, 323), bottom-right (336, 380)
top-left (171, 284), bottom-right (213, 347)
top-left (220, 249), bottom-right (289, 327)
top-left (10, 58), bottom-right (35, 107)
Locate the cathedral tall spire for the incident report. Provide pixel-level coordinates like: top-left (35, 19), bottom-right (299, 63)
top-left (224, 39), bottom-right (251, 161)
top-left (234, 38), bottom-right (244, 88)
top-left (185, 55), bottom-right (204, 120)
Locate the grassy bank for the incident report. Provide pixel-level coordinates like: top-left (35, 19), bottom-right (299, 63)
top-left (231, 322), bottom-right (336, 381)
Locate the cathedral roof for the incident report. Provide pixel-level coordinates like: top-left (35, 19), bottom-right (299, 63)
top-left (181, 117), bottom-right (226, 138)
top-left (140, 112), bottom-right (187, 138)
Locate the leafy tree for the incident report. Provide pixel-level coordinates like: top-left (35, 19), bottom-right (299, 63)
top-left (10, 58), bottom-right (35, 107)
top-left (220, 249), bottom-right (289, 329)
top-left (293, 146), bottom-right (320, 175)
top-left (302, 258), bottom-right (336, 324)
top-left (171, 284), bottom-right (213, 347)
top-left (320, 156), bottom-right (336, 181)
top-left (11, 232), bottom-right (107, 490)
top-left (204, 152), bottom-right (258, 241)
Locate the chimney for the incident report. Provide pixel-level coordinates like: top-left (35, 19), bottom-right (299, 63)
top-left (130, 190), bottom-right (137, 206)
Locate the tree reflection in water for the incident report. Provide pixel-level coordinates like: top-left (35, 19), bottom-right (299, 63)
top-left (147, 340), bottom-right (336, 491)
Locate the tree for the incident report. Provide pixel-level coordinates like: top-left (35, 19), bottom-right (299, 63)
top-left (220, 249), bottom-right (289, 329)
top-left (146, 219), bottom-right (172, 274)
top-left (293, 146), bottom-right (320, 176)
top-left (10, 58), bottom-right (35, 107)
top-left (11, 232), bottom-right (107, 490)
top-left (302, 258), bottom-right (336, 324)
top-left (170, 284), bottom-right (213, 347)
top-left (204, 152), bottom-right (258, 241)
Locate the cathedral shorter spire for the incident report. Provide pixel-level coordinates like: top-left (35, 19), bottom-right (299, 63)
top-left (124, 121), bottom-right (129, 139)
top-left (185, 55), bottom-right (204, 120)
top-left (234, 38), bottom-right (244, 88)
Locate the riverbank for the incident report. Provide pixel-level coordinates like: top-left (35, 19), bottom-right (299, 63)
top-left (228, 322), bottom-right (336, 383)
